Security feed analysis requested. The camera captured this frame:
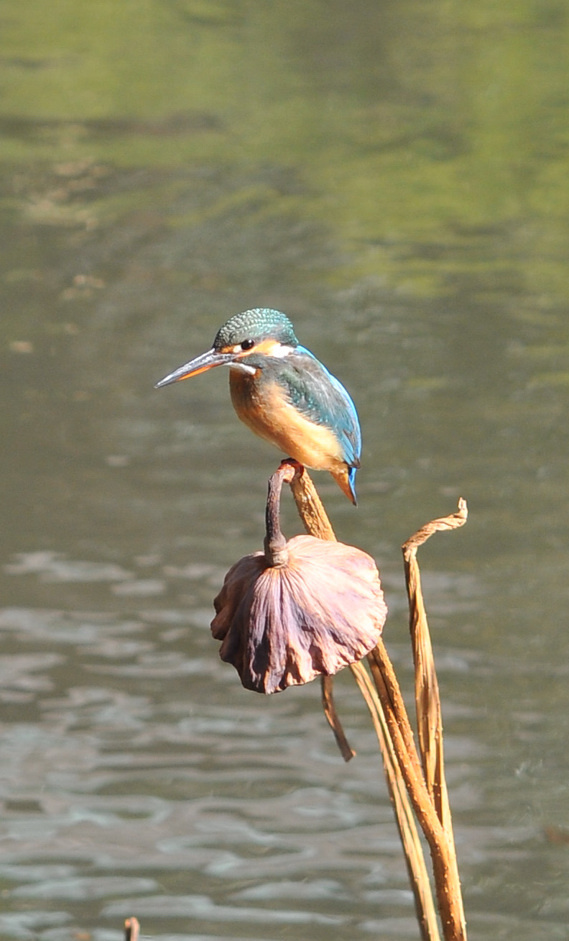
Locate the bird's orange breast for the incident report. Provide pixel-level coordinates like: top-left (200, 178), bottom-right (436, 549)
top-left (229, 369), bottom-right (345, 472)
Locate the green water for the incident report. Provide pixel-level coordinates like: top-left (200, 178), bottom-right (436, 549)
top-left (1, 2), bottom-right (569, 939)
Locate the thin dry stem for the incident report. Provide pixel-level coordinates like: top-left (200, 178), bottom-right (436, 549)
top-left (368, 642), bottom-right (466, 939)
top-left (403, 504), bottom-right (469, 827)
top-left (351, 661), bottom-right (442, 941)
top-left (368, 642), bottom-right (427, 778)
top-left (286, 464), bottom-right (443, 939)
top-left (285, 468), bottom-right (468, 940)
top-left (263, 463), bottom-right (290, 565)
top-left (402, 498), bottom-right (468, 818)
top-left (403, 499), bottom-right (468, 554)
top-left (285, 460), bottom-right (337, 541)
top-left (401, 499), bottom-right (469, 939)
top-left (321, 676), bottom-right (356, 762)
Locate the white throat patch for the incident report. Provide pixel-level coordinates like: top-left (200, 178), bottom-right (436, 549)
top-left (227, 361), bottom-right (257, 376)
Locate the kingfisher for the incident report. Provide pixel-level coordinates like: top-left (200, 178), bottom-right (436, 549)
top-left (155, 308), bottom-right (361, 504)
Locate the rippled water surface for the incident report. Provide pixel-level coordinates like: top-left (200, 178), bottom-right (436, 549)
top-left (2, 2), bottom-right (569, 939)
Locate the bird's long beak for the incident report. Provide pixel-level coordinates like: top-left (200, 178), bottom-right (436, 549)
top-left (154, 348), bottom-right (235, 389)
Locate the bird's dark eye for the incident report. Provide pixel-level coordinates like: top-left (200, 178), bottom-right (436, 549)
top-left (241, 339), bottom-right (255, 351)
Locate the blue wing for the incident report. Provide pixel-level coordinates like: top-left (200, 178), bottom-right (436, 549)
top-left (275, 346), bottom-right (361, 469)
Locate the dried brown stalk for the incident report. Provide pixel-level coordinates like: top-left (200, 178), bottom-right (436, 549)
top-left (403, 498), bottom-right (468, 827)
top-left (215, 458), bottom-right (468, 941)
top-left (369, 641), bottom-right (466, 940)
top-left (321, 675), bottom-right (356, 762)
top-left (350, 659), bottom-right (442, 941)
top-left (284, 462), bottom-right (465, 940)
top-left (287, 459), bottom-right (336, 541)
top-left (402, 500), bottom-right (468, 939)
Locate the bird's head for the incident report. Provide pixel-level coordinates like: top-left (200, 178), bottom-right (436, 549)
top-left (155, 308), bottom-right (299, 388)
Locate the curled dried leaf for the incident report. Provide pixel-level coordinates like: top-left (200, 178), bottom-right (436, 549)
top-left (212, 534), bottom-right (387, 694)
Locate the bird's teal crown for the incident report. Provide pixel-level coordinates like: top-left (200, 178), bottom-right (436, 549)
top-left (213, 308), bottom-right (299, 350)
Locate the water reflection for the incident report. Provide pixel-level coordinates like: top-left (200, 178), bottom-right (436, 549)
top-left (1, 540), bottom-right (567, 940)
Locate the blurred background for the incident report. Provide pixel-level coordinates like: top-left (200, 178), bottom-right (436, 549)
top-left (1, 1), bottom-right (569, 939)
